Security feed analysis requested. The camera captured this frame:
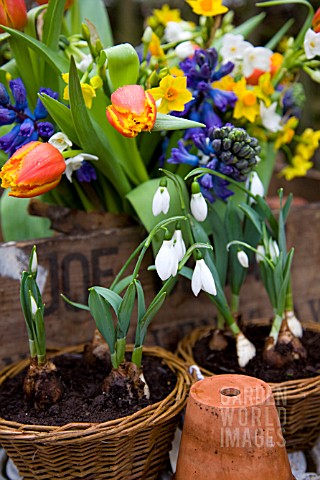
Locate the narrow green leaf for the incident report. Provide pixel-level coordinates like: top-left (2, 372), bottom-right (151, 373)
top-left (211, 13), bottom-right (266, 49)
top-left (239, 203), bottom-right (262, 235)
top-left (264, 18), bottom-right (295, 50)
top-left (153, 113), bottom-right (205, 131)
top-left (60, 293), bottom-right (90, 311)
top-left (106, 43), bottom-right (140, 91)
top-left (118, 282), bottom-right (136, 338)
top-left (88, 290), bottom-right (116, 353)
top-left (283, 193), bottom-right (293, 223)
top-left (137, 292), bottom-right (167, 346)
top-left (89, 286), bottom-right (122, 315)
top-left (33, 308), bottom-right (46, 357)
top-left (42, 0), bottom-right (66, 50)
top-left (20, 272), bottom-right (34, 338)
top-left (135, 279), bottom-right (146, 321)
top-left (39, 93), bottom-right (80, 145)
top-left (277, 248), bottom-right (294, 314)
top-left (112, 274), bottom-right (134, 295)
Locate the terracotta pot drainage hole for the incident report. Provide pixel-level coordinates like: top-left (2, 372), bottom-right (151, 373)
top-left (220, 387), bottom-right (240, 397)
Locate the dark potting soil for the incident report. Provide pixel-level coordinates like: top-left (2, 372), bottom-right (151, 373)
top-left (193, 325), bottom-right (320, 383)
top-left (0, 350), bottom-right (177, 426)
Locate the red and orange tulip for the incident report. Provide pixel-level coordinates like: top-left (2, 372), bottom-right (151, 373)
top-left (0, 0), bottom-right (27, 32)
top-left (0, 141), bottom-right (66, 198)
top-left (313, 7), bottom-right (320, 33)
top-left (106, 85), bottom-right (157, 138)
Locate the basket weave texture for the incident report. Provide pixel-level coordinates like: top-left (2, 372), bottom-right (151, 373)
top-left (177, 321), bottom-right (320, 452)
top-left (0, 344), bottom-right (190, 480)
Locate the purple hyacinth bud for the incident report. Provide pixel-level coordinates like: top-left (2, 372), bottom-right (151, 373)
top-left (34, 87), bottom-right (59, 119)
top-left (0, 124), bottom-right (20, 153)
top-left (19, 118), bottom-right (35, 138)
top-left (0, 83), bottom-right (11, 106)
top-left (37, 121), bottom-right (55, 139)
top-left (75, 161), bottom-right (97, 183)
top-left (9, 78), bottom-right (27, 111)
top-left (0, 106), bottom-right (16, 125)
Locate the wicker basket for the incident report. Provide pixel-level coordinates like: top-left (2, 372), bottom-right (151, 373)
top-left (177, 321), bottom-right (320, 452)
top-left (0, 344), bottom-right (190, 480)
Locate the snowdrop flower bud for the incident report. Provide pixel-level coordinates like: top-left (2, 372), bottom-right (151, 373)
top-left (237, 250), bottom-right (249, 268)
top-left (142, 26), bottom-right (153, 44)
top-left (155, 233), bottom-right (179, 281)
top-left (30, 295), bottom-right (38, 317)
top-left (190, 181), bottom-right (207, 222)
top-left (246, 171), bottom-right (264, 204)
top-left (172, 223), bottom-right (186, 262)
top-left (269, 238), bottom-right (280, 261)
top-left (255, 244), bottom-right (266, 263)
top-left (236, 333), bottom-right (256, 367)
top-left (30, 248), bottom-right (38, 277)
top-left (152, 178), bottom-right (170, 216)
top-left (192, 253), bottom-right (217, 297)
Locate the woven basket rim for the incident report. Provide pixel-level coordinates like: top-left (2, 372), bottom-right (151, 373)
top-left (177, 321), bottom-right (320, 391)
top-left (0, 344), bottom-right (190, 444)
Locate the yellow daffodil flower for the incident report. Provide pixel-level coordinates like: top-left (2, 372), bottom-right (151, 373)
top-left (281, 154), bottom-right (313, 180)
top-left (212, 75), bottom-right (236, 91)
top-left (62, 74), bottom-right (103, 109)
top-left (170, 66), bottom-right (185, 77)
top-left (148, 74), bottom-right (193, 114)
top-left (149, 33), bottom-right (165, 58)
top-left (233, 78), bottom-right (259, 123)
top-left (152, 4), bottom-right (182, 25)
top-left (254, 72), bottom-right (274, 107)
top-left (274, 117), bottom-right (299, 150)
top-left (296, 128), bottom-right (320, 160)
top-left (185, 0), bottom-right (228, 16)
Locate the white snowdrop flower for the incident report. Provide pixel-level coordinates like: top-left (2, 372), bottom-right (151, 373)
top-left (192, 259), bottom-right (217, 297)
top-left (155, 239), bottom-right (179, 281)
top-left (175, 41), bottom-right (195, 60)
top-left (237, 250), bottom-right (249, 268)
top-left (172, 229), bottom-right (186, 262)
top-left (286, 311), bottom-right (303, 338)
top-left (242, 45), bottom-right (273, 78)
top-left (269, 238), bottom-right (280, 261)
top-left (220, 33), bottom-right (251, 64)
top-left (246, 171), bottom-right (264, 204)
top-left (260, 102), bottom-right (282, 133)
top-left (152, 185), bottom-right (170, 216)
top-left (49, 132), bottom-right (72, 152)
top-left (190, 183), bottom-right (208, 222)
top-left (256, 244), bottom-right (266, 263)
top-left (64, 153), bottom-right (99, 183)
top-left (236, 333), bottom-right (256, 367)
top-left (164, 21), bottom-right (192, 43)
top-left (30, 248), bottom-right (38, 276)
top-left (304, 28), bottom-right (320, 59)
top-left (76, 54), bottom-right (93, 72)
top-left (142, 26), bottom-right (153, 44)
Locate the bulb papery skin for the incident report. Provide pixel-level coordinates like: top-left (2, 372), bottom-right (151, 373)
top-left (236, 333), bottom-right (256, 367)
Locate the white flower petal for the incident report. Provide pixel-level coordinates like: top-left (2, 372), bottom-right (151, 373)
top-left (175, 41), bottom-right (195, 60)
top-left (256, 244), bottom-right (266, 263)
top-left (152, 187), bottom-right (170, 216)
top-left (191, 261), bottom-right (202, 296)
top-left (260, 102), bottom-right (282, 133)
top-left (200, 260), bottom-right (217, 296)
top-left (190, 193), bottom-right (207, 222)
top-left (237, 250), bottom-right (249, 268)
top-left (155, 240), bottom-right (178, 281)
top-left (242, 45), bottom-right (272, 77)
top-left (269, 239), bottom-right (280, 261)
top-left (304, 28), bottom-right (320, 59)
top-left (172, 229), bottom-right (186, 262)
top-left (236, 333), bottom-right (256, 367)
top-left (48, 132), bottom-right (72, 152)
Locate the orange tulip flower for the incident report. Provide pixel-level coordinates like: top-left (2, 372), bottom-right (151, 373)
top-left (0, 141), bottom-right (66, 198)
top-left (312, 7), bottom-right (320, 33)
top-left (0, 0), bottom-right (27, 33)
top-left (106, 85), bottom-right (157, 138)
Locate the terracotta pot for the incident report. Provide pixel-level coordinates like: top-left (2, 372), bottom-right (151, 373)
top-left (175, 374), bottom-right (294, 480)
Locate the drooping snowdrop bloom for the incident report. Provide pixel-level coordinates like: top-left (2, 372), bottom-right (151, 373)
top-left (49, 132), bottom-right (72, 152)
top-left (236, 333), bottom-right (256, 367)
top-left (237, 250), bottom-right (249, 268)
top-left (190, 181), bottom-right (207, 222)
top-left (246, 171), bottom-right (264, 204)
top-left (304, 28), bottom-right (320, 59)
top-left (242, 45), bottom-right (273, 78)
top-left (286, 311), bottom-right (303, 338)
top-left (155, 237), bottom-right (179, 281)
top-left (260, 102), bottom-right (282, 133)
top-left (152, 180), bottom-right (170, 216)
top-left (172, 227), bottom-right (186, 262)
top-left (191, 258), bottom-right (217, 296)
top-left (268, 238), bottom-right (280, 261)
top-left (175, 41), bottom-right (196, 60)
top-left (64, 153), bottom-right (99, 182)
top-left (164, 21), bottom-right (192, 43)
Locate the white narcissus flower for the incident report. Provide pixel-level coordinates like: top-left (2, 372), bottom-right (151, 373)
top-left (242, 45), bottom-right (273, 77)
top-left (236, 333), bottom-right (256, 367)
top-left (152, 186), bottom-right (170, 216)
top-left (191, 259), bottom-right (217, 297)
top-left (164, 21), bottom-right (192, 43)
top-left (175, 41), bottom-right (195, 60)
top-left (76, 54), bottom-right (93, 72)
top-left (64, 153), bottom-right (99, 182)
top-left (260, 102), bottom-right (282, 133)
top-left (304, 28), bottom-right (320, 59)
top-left (190, 192), bottom-right (208, 222)
top-left (172, 229), bottom-right (186, 262)
top-left (237, 250), bottom-right (249, 268)
top-left (155, 239), bottom-right (179, 281)
top-left (286, 311), bottom-right (303, 338)
top-left (49, 132), bottom-right (72, 152)
top-left (246, 171), bottom-right (265, 202)
top-left (220, 33), bottom-right (251, 64)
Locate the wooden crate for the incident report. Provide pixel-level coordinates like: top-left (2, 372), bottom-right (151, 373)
top-left (0, 201), bottom-right (319, 369)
